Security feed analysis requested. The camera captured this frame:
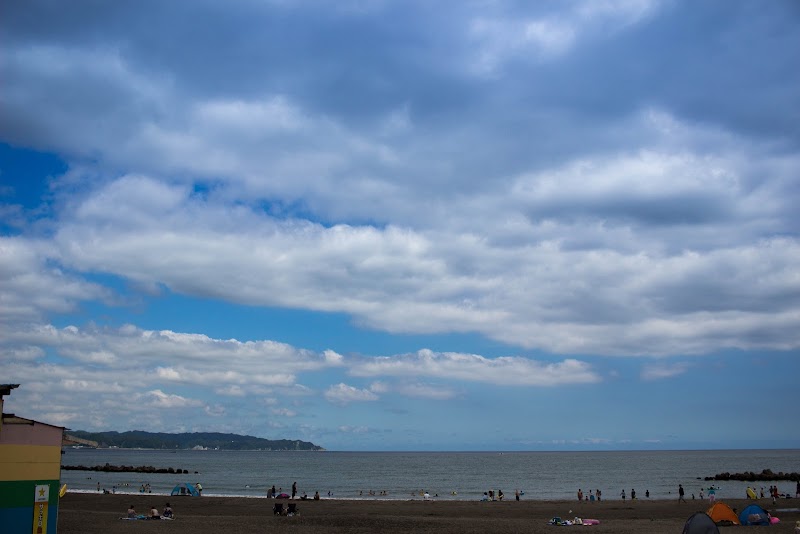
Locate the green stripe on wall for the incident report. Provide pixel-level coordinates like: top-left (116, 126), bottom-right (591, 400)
top-left (0, 479), bottom-right (60, 509)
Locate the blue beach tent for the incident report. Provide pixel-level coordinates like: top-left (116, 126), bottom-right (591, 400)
top-left (171, 482), bottom-right (201, 497)
top-left (738, 504), bottom-right (770, 526)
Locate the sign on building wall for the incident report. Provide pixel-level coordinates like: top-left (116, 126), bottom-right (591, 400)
top-left (33, 485), bottom-right (49, 534)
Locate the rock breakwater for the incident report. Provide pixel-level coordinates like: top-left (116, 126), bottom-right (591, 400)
top-left (705, 469), bottom-right (800, 482)
top-left (63, 463), bottom-right (195, 474)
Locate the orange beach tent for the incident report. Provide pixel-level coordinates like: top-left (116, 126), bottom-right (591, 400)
top-left (706, 502), bottom-right (740, 526)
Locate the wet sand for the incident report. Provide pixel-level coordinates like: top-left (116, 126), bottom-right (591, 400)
top-left (58, 493), bottom-right (800, 533)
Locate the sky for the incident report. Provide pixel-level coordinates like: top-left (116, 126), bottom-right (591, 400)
top-left (1, 0), bottom-right (799, 451)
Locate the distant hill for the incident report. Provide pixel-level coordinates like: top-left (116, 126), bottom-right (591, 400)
top-left (68, 430), bottom-right (324, 451)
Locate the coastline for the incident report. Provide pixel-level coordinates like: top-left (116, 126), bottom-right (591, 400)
top-left (62, 487), bottom-right (800, 503)
top-left (58, 493), bottom-right (800, 534)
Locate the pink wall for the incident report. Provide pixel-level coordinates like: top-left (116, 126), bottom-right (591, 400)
top-left (1, 419), bottom-right (63, 447)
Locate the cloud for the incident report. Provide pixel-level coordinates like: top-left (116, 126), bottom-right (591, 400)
top-left (350, 349), bottom-right (601, 386)
top-left (1, 0), bottom-right (799, 448)
top-left (466, 0), bottom-right (661, 74)
top-left (394, 382), bottom-right (458, 400)
top-left (4, 322), bottom-right (338, 374)
top-left (640, 361), bottom-right (690, 381)
top-left (204, 405), bottom-right (226, 417)
top-left (215, 385), bottom-right (247, 397)
top-left (270, 408), bottom-right (298, 417)
top-left (135, 389), bottom-right (204, 409)
top-left (3, 345), bottom-right (45, 361)
top-left (0, 237), bottom-right (110, 322)
top-left (5, 163), bottom-right (786, 358)
top-left (324, 383), bottom-right (380, 404)
top-left (337, 425), bottom-right (374, 434)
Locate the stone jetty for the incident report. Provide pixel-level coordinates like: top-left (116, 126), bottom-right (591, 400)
top-left (62, 463), bottom-right (193, 474)
top-left (704, 469), bottom-right (800, 482)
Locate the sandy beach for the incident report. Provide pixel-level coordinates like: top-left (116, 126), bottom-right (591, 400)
top-left (57, 493), bottom-right (800, 533)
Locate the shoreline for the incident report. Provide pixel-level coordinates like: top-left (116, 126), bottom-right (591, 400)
top-left (64, 487), bottom-right (800, 503)
top-left (57, 493), bottom-right (800, 534)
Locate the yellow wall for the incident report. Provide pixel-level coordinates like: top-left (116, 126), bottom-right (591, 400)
top-left (0, 444), bottom-right (62, 482)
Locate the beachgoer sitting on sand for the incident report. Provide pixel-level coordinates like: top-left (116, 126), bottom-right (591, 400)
top-left (127, 505), bottom-right (136, 518)
top-left (150, 505), bottom-right (160, 519)
top-left (163, 503), bottom-right (173, 518)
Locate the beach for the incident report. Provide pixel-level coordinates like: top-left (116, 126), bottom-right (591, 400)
top-left (58, 493), bottom-right (800, 533)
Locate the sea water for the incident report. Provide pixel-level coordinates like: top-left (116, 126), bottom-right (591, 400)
top-left (60, 448), bottom-right (799, 501)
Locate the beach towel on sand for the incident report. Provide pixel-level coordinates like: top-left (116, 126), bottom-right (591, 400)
top-left (549, 516), bottom-right (600, 526)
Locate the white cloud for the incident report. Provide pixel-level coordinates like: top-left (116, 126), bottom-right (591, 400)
top-left (215, 385), bottom-right (246, 397)
top-left (466, 0), bottom-right (661, 74)
top-left (194, 96), bottom-right (309, 133)
top-left (324, 383), bottom-right (379, 404)
top-left (337, 425), bottom-right (373, 434)
top-left (350, 349), bottom-right (601, 386)
top-left (60, 379), bottom-right (126, 395)
top-left (2, 345), bottom-right (45, 361)
top-left (0, 237), bottom-right (110, 322)
top-left (368, 381), bottom-right (389, 394)
top-left (523, 20), bottom-right (575, 56)
top-left (16, 128), bottom-right (790, 358)
top-left (204, 405), bottom-right (226, 417)
top-left (641, 361), bottom-right (690, 381)
top-left (0, 321), bottom-right (346, 433)
top-left (135, 389), bottom-right (204, 409)
top-left (575, 0), bottom-right (660, 26)
top-left (394, 382), bottom-right (457, 400)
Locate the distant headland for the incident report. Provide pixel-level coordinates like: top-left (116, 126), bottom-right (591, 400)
top-left (67, 430), bottom-right (324, 451)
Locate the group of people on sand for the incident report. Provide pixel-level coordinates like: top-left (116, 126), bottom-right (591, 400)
top-left (620, 488), bottom-right (652, 500)
top-left (267, 481), bottom-right (298, 498)
top-left (126, 503), bottom-right (174, 520)
top-left (266, 481), bottom-right (320, 501)
top-left (765, 483), bottom-right (800, 503)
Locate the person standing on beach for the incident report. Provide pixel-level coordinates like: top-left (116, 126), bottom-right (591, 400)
top-left (678, 484), bottom-right (686, 503)
top-left (596, 489), bottom-right (601, 501)
top-left (577, 489), bottom-right (583, 501)
top-left (620, 489), bottom-right (625, 501)
top-left (515, 489), bottom-right (520, 501)
top-left (292, 481), bottom-right (297, 499)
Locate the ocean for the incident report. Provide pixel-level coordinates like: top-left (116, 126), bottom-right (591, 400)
top-left (60, 448), bottom-right (799, 501)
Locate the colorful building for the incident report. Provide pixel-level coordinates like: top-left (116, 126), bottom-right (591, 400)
top-left (1, 384), bottom-right (64, 534)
